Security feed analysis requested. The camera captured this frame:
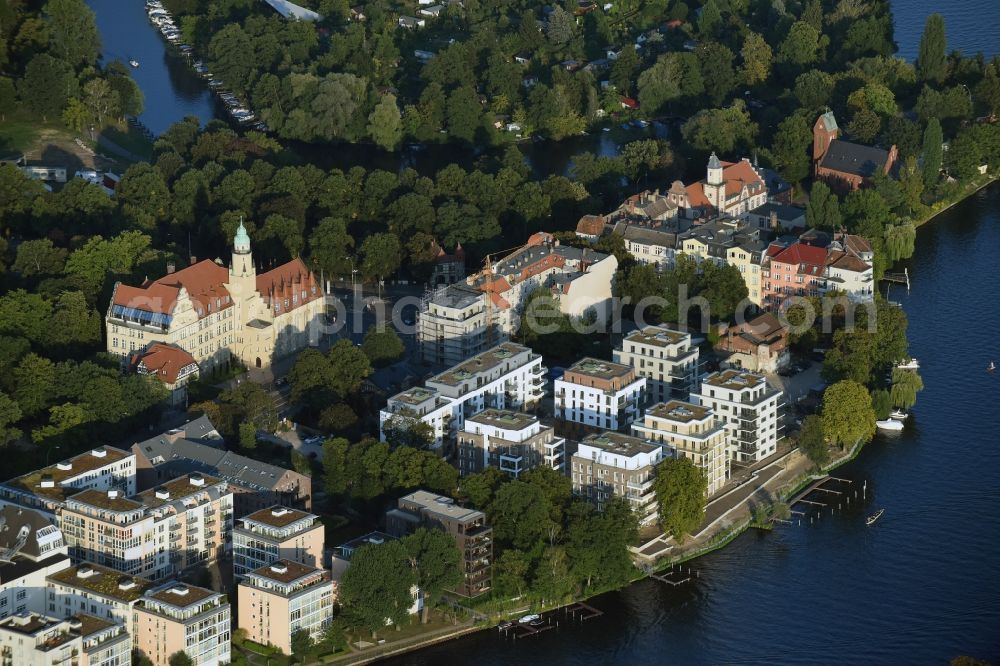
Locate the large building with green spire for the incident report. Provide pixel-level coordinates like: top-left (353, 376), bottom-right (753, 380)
top-left (106, 221), bottom-right (325, 384)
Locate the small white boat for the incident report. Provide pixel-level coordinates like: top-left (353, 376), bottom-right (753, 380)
top-left (876, 419), bottom-right (904, 432)
top-left (518, 614), bottom-right (540, 625)
top-left (897, 358), bottom-right (920, 370)
top-left (129, 58), bottom-right (139, 68)
top-left (988, 361), bottom-right (996, 373)
top-left (889, 409), bottom-right (908, 420)
top-left (866, 508), bottom-right (884, 526)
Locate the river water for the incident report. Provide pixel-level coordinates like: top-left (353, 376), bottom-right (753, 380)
top-left (87, 2), bottom-right (1000, 663)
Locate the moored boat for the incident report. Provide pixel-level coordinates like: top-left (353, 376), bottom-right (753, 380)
top-left (518, 614), bottom-right (540, 624)
top-left (866, 508), bottom-right (885, 525)
top-left (889, 409), bottom-right (908, 420)
top-left (876, 419), bottom-right (904, 432)
top-left (897, 358), bottom-right (920, 370)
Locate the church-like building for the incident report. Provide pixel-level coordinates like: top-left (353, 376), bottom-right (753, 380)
top-left (106, 222), bottom-right (325, 380)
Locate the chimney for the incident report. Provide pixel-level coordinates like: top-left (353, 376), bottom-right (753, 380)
top-left (107, 490), bottom-right (119, 500)
top-left (91, 448), bottom-right (107, 458)
top-left (189, 474), bottom-right (205, 487)
top-left (166, 263), bottom-right (176, 274)
top-left (155, 487), bottom-right (170, 500)
top-left (190, 255), bottom-right (197, 265)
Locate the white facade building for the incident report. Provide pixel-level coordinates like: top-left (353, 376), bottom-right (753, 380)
top-left (692, 370), bottom-right (783, 464)
top-left (554, 358), bottom-right (646, 433)
top-left (0, 506), bottom-right (71, 620)
top-left (613, 326), bottom-right (699, 406)
top-left (380, 342), bottom-right (546, 450)
top-left (457, 409), bottom-right (565, 477)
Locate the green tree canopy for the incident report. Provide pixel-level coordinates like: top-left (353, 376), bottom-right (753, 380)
top-left (653, 457), bottom-right (707, 539)
top-left (402, 527), bottom-right (462, 623)
top-left (916, 13), bottom-right (947, 83)
top-left (339, 540), bottom-right (416, 637)
top-left (821, 380), bottom-right (876, 447)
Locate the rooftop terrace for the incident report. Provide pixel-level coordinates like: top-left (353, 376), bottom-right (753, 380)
top-left (646, 400), bottom-right (711, 423)
top-left (399, 490), bottom-right (484, 524)
top-left (564, 357), bottom-right (633, 381)
top-left (241, 506), bottom-right (314, 529)
top-left (248, 559), bottom-right (325, 586)
top-left (146, 583), bottom-right (219, 609)
top-left (579, 432), bottom-right (658, 458)
top-left (466, 409), bottom-right (538, 431)
top-left (429, 342), bottom-right (532, 387)
top-left (136, 473), bottom-right (222, 509)
top-left (703, 369), bottom-right (767, 391)
top-left (3, 447), bottom-right (131, 502)
top-left (625, 326), bottom-right (689, 347)
top-left (67, 489), bottom-right (143, 513)
top-left (47, 564), bottom-right (154, 602)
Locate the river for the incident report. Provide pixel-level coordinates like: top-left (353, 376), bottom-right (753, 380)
top-left (382, 183), bottom-right (1000, 664)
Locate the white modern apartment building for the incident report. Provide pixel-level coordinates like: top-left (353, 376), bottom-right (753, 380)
top-left (0, 612), bottom-right (131, 666)
top-left (133, 582), bottom-right (231, 666)
top-left (570, 432), bottom-right (664, 525)
top-left (0, 447), bottom-right (136, 515)
top-left (554, 358), bottom-right (646, 434)
top-left (46, 562), bottom-right (154, 628)
top-left (456, 409), bottom-right (565, 477)
top-left (613, 326), bottom-right (699, 406)
top-left (237, 560), bottom-right (335, 655)
top-left (418, 232), bottom-right (617, 367)
top-left (380, 342), bottom-right (546, 450)
top-left (693, 370), bottom-right (783, 464)
top-left (632, 401), bottom-right (729, 496)
top-left (233, 506), bottom-right (325, 579)
top-left (0, 506), bottom-right (71, 620)
top-left (58, 473), bottom-right (233, 581)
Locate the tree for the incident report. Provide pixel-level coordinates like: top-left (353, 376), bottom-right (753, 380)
top-left (794, 69), bottom-right (834, 110)
top-left (0, 78), bottom-right (16, 121)
top-left (915, 14), bottom-right (946, 84)
top-left (890, 368), bottom-right (923, 409)
top-left (821, 380), bottom-right (876, 448)
top-left (116, 163), bottom-right (170, 231)
top-left (806, 181), bottom-right (841, 229)
top-left (322, 437), bottom-right (350, 495)
top-left (361, 327), bottom-right (405, 367)
top-left (699, 262), bottom-right (748, 321)
top-left (82, 77), bottom-right (119, 128)
top-left (368, 93), bottom-right (402, 151)
top-left (696, 43), bottom-right (736, 107)
top-left (491, 481), bottom-right (553, 550)
top-left (494, 549), bottom-right (529, 598)
top-left (290, 629), bottom-right (313, 661)
top-left (167, 652), bottom-right (194, 666)
top-left (740, 32), bottom-right (773, 86)
top-left (0, 392), bottom-right (22, 446)
top-left (798, 414), bottom-right (827, 467)
top-left (777, 21), bottom-right (823, 68)
top-left (19, 54), bottom-right (76, 120)
top-left (565, 497), bottom-right (637, 590)
top-left (974, 64), bottom-right (1000, 118)
top-left (922, 118), bottom-right (943, 188)
top-left (653, 457), bottom-right (707, 539)
top-left (445, 86), bottom-right (482, 143)
top-left (681, 102), bottom-right (756, 154)
top-left (870, 388), bottom-right (892, 420)
top-left (13, 239), bottom-right (68, 277)
top-left (13, 354), bottom-right (56, 418)
top-left (308, 217), bottom-right (354, 278)
top-left (402, 528), bottom-right (462, 623)
top-left (546, 6), bottom-right (575, 48)
top-left (769, 112), bottom-right (812, 184)
top-left (325, 339), bottom-right (373, 397)
top-left (458, 467), bottom-right (507, 512)
top-left (847, 107), bottom-right (881, 143)
top-left (360, 233), bottom-right (401, 281)
top-left (339, 541), bottom-right (416, 637)
top-left (44, 0), bottom-right (100, 68)
top-left (698, 0), bottom-right (721, 38)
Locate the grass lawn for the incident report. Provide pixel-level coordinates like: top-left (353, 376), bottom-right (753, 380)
top-left (0, 109), bottom-right (49, 157)
top-left (100, 123), bottom-right (155, 161)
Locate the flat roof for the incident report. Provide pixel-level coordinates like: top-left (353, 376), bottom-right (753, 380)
top-left (580, 432), bottom-right (658, 458)
top-left (703, 369), bottom-right (766, 390)
top-left (146, 583), bottom-right (218, 609)
top-left (4, 447), bottom-right (131, 502)
top-left (466, 409), bottom-right (537, 430)
top-left (646, 400), bottom-right (711, 423)
top-left (136, 473), bottom-right (222, 509)
top-left (67, 489), bottom-right (143, 513)
top-left (429, 342), bottom-right (531, 387)
top-left (392, 386), bottom-right (439, 406)
top-left (399, 490), bottom-right (484, 523)
top-left (624, 326), bottom-right (689, 347)
top-left (242, 506), bottom-right (314, 528)
top-left (71, 613), bottom-right (118, 638)
top-left (248, 559), bottom-right (323, 585)
top-left (47, 564), bottom-right (154, 602)
top-left (565, 357), bottom-right (632, 380)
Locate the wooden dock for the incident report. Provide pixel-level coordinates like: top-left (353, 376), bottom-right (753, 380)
top-left (498, 614), bottom-right (558, 640)
top-left (650, 566), bottom-right (696, 586)
top-left (564, 602), bottom-right (603, 621)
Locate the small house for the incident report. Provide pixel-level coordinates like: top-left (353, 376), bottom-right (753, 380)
top-left (398, 15), bottom-right (425, 28)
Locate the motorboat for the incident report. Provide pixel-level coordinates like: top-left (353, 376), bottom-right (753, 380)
top-left (889, 409), bottom-right (908, 420)
top-left (876, 419), bottom-right (904, 432)
top-left (988, 361), bottom-right (996, 373)
top-left (518, 614), bottom-right (540, 624)
top-left (896, 358), bottom-right (920, 370)
top-left (129, 58), bottom-right (139, 68)
top-left (866, 509), bottom-right (885, 526)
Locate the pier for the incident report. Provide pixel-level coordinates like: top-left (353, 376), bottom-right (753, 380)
top-left (565, 602), bottom-right (603, 621)
top-left (498, 615), bottom-right (557, 639)
top-left (650, 566), bottom-right (697, 586)
top-left (883, 267), bottom-right (910, 290)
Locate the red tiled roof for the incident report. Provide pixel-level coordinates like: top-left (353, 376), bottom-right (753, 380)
top-left (576, 214), bottom-right (605, 236)
top-left (621, 97), bottom-right (639, 109)
top-left (134, 343), bottom-right (197, 384)
top-left (257, 257), bottom-right (321, 314)
top-left (685, 159), bottom-right (765, 209)
top-left (113, 260), bottom-right (232, 319)
top-left (771, 242), bottom-right (827, 274)
top-left (827, 251), bottom-right (870, 273)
